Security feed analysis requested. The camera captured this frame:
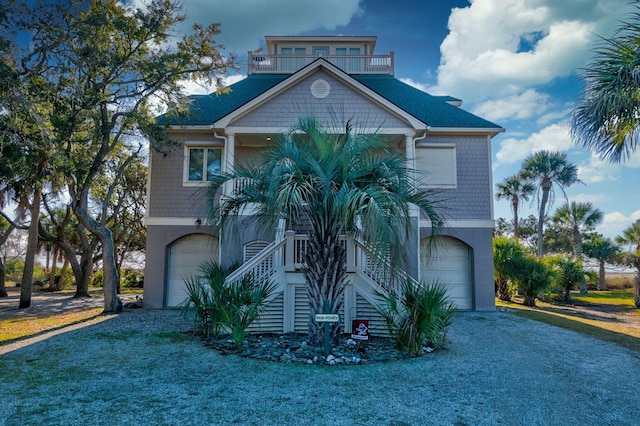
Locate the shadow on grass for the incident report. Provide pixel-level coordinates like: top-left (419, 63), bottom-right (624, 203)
top-left (497, 300), bottom-right (640, 354)
top-left (0, 308), bottom-right (105, 347)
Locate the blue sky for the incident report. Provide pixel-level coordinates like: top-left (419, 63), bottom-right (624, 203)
top-left (134, 0), bottom-right (640, 240)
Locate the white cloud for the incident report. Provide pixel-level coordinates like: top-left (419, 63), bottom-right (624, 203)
top-left (600, 209), bottom-right (640, 240)
top-left (132, 0), bottom-right (362, 54)
top-left (570, 192), bottom-right (612, 204)
top-left (179, 74), bottom-right (247, 96)
top-left (472, 89), bottom-right (550, 122)
top-left (493, 122), bottom-right (572, 168)
top-left (432, 0), bottom-right (634, 102)
top-left (577, 152), bottom-right (623, 184)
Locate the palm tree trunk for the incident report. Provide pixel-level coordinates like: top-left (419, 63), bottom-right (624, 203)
top-left (19, 188), bottom-right (42, 309)
top-left (496, 276), bottom-right (511, 301)
top-left (634, 270), bottom-right (640, 309)
top-left (537, 186), bottom-right (550, 258)
top-left (597, 259), bottom-right (607, 291)
top-left (512, 197), bottom-right (519, 239)
top-left (572, 225), bottom-right (582, 258)
top-left (303, 224), bottom-right (346, 347)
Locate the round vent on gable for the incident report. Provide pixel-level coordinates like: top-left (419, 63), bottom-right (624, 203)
top-left (310, 79), bottom-right (330, 99)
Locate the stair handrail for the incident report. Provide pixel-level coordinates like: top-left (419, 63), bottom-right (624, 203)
top-left (353, 238), bottom-right (419, 291)
top-left (225, 237), bottom-right (286, 285)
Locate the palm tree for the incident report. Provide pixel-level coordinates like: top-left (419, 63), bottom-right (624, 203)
top-left (493, 236), bottom-right (527, 301)
top-left (206, 117), bottom-right (443, 346)
top-left (551, 201), bottom-right (603, 258)
top-left (582, 234), bottom-right (619, 290)
top-left (495, 174), bottom-right (535, 239)
top-left (521, 150), bottom-right (579, 258)
top-left (572, 5), bottom-right (640, 163)
top-left (616, 220), bottom-right (640, 307)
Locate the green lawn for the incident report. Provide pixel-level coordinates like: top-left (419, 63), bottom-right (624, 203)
top-left (571, 288), bottom-right (637, 309)
top-left (496, 289), bottom-right (640, 353)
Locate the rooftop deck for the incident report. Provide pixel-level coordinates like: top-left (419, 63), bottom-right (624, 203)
top-left (247, 52), bottom-right (394, 75)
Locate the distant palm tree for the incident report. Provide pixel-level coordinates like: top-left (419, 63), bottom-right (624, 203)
top-left (616, 220), bottom-right (640, 307)
top-left (521, 151), bottom-right (579, 257)
top-left (572, 5), bottom-right (640, 163)
top-left (552, 201), bottom-right (603, 258)
top-left (495, 174), bottom-right (534, 239)
top-left (582, 234), bottom-right (619, 290)
top-left (206, 116), bottom-right (443, 346)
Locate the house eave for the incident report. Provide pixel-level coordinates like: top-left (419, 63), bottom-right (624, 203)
top-left (427, 127), bottom-right (505, 137)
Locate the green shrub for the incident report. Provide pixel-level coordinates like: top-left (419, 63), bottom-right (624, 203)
top-left (181, 260), bottom-right (276, 352)
top-left (493, 237), bottom-right (528, 301)
top-left (121, 269), bottom-right (144, 288)
top-left (91, 270), bottom-right (104, 287)
top-left (511, 255), bottom-right (556, 306)
top-left (4, 258), bottom-right (25, 282)
top-left (375, 280), bottom-right (456, 356)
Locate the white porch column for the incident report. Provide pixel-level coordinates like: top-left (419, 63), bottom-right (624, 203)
top-left (406, 133), bottom-right (419, 217)
top-left (224, 132), bottom-right (235, 196)
top-left (405, 133), bottom-right (415, 174)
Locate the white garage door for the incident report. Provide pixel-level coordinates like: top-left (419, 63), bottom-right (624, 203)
top-left (166, 234), bottom-right (219, 307)
top-left (420, 237), bottom-right (472, 310)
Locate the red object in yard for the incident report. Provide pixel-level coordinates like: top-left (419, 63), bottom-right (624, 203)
top-left (351, 319), bottom-right (369, 340)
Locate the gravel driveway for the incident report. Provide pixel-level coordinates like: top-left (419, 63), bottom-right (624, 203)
top-left (1, 307), bottom-right (639, 425)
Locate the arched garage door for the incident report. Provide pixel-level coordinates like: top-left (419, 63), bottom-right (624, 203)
top-left (166, 234), bottom-right (219, 307)
top-left (420, 237), bottom-right (472, 310)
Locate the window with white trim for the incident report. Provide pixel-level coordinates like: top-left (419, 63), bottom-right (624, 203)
top-left (185, 146), bottom-right (222, 183)
top-left (415, 144), bottom-right (457, 188)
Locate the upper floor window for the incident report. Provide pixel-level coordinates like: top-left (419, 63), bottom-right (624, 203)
top-left (415, 144), bottom-right (457, 188)
top-left (185, 147), bottom-right (222, 183)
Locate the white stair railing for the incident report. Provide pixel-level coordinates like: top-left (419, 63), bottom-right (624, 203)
top-left (225, 218), bottom-right (288, 285)
top-left (353, 239), bottom-right (418, 291)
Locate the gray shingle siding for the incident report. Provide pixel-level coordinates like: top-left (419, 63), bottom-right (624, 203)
top-left (421, 135), bottom-right (492, 220)
top-left (231, 70), bottom-right (409, 129)
top-left (148, 133), bottom-right (217, 218)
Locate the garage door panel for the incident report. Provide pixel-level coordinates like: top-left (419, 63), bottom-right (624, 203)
top-left (421, 237), bottom-right (472, 310)
top-left (166, 234), bottom-right (219, 307)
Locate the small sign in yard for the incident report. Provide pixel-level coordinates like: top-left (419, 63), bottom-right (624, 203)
top-left (315, 313), bottom-right (340, 323)
top-left (351, 319), bottom-right (369, 341)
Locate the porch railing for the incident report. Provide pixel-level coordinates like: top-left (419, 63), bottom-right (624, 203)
top-left (247, 52), bottom-right (394, 75)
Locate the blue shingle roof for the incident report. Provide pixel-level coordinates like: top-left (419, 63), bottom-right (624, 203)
top-left (159, 70), bottom-right (501, 130)
top-left (353, 74), bottom-right (500, 129)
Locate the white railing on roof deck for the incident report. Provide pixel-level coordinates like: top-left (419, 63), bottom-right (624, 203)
top-left (247, 52), bottom-right (394, 75)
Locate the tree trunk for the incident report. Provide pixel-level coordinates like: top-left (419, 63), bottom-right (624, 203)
top-left (597, 259), bottom-right (607, 291)
top-left (496, 277), bottom-right (511, 301)
top-left (0, 224), bottom-right (14, 297)
top-left (19, 188), bottom-right (42, 309)
top-left (303, 225), bottom-right (346, 348)
top-left (634, 271), bottom-right (640, 309)
top-left (512, 197), bottom-right (519, 239)
top-left (48, 246), bottom-right (58, 291)
top-left (0, 256), bottom-right (7, 297)
top-left (572, 225), bottom-right (582, 259)
top-left (537, 184), bottom-right (550, 258)
top-left (73, 247), bottom-right (93, 298)
top-left (100, 229), bottom-right (122, 313)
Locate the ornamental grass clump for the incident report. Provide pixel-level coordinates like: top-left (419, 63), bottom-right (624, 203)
top-left (375, 280), bottom-right (455, 356)
top-left (181, 260), bottom-right (275, 352)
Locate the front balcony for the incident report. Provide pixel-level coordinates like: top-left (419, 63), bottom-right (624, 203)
top-left (247, 52), bottom-right (394, 75)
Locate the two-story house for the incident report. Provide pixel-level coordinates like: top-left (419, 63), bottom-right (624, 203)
top-left (144, 36), bottom-right (503, 334)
